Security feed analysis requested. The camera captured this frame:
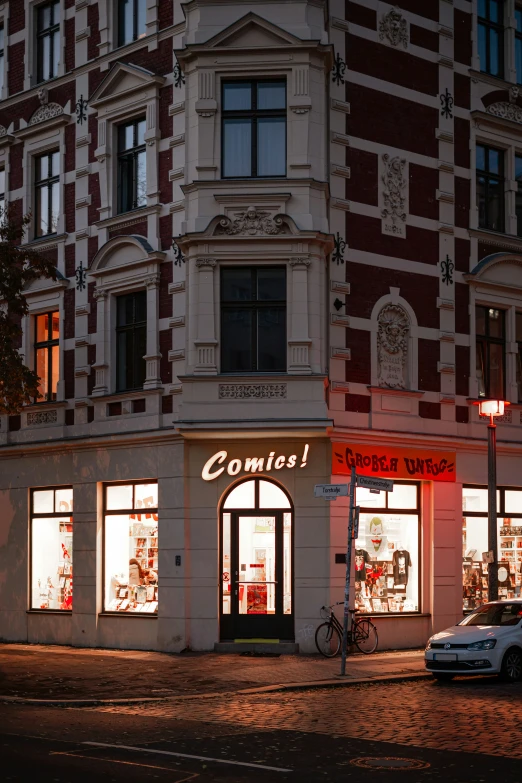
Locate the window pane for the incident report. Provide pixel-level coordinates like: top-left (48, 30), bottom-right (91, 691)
top-left (488, 149), bottom-right (501, 175)
top-left (222, 512), bottom-right (231, 614)
top-left (221, 309), bottom-right (253, 372)
top-left (462, 516), bottom-right (488, 612)
top-left (223, 119), bottom-right (252, 177)
top-left (224, 480), bottom-right (256, 509)
top-left (223, 82), bottom-right (252, 111)
top-left (136, 150), bottom-right (147, 207)
top-left (388, 484), bottom-right (417, 510)
top-left (257, 118), bottom-right (286, 177)
top-left (478, 23), bottom-right (487, 72)
top-left (257, 268), bottom-right (286, 302)
top-left (516, 312), bottom-right (522, 342)
top-left (118, 155), bottom-right (132, 212)
top-left (505, 490), bottom-right (522, 514)
top-left (489, 342), bottom-right (504, 397)
top-left (120, 0), bottom-right (133, 44)
top-left (257, 82), bottom-right (286, 110)
top-left (476, 341), bottom-right (486, 397)
top-left (104, 513), bottom-right (158, 613)
top-left (51, 311), bottom-right (60, 340)
top-left (134, 291), bottom-right (147, 323)
top-left (517, 37), bottom-right (522, 84)
top-left (486, 178), bottom-right (502, 231)
top-left (36, 347), bottom-right (48, 398)
top-left (32, 516), bottom-right (73, 610)
top-left (259, 480), bottom-right (291, 509)
top-left (106, 484), bottom-right (133, 510)
top-left (117, 330), bottom-right (128, 390)
top-left (36, 313), bottom-right (49, 342)
top-left (0, 26), bottom-right (4, 50)
top-left (51, 344), bottom-right (59, 399)
top-left (478, 0), bottom-right (486, 18)
top-left (0, 53), bottom-right (4, 95)
top-left (134, 483), bottom-right (158, 510)
top-left (221, 268), bottom-right (253, 302)
top-left (52, 29), bottom-right (60, 76)
top-left (517, 8), bottom-right (522, 33)
top-left (42, 34), bottom-right (51, 81)
top-left (257, 308), bottom-right (286, 371)
top-left (37, 185), bottom-right (49, 236)
top-left (137, 0), bottom-right (147, 38)
top-left (476, 306), bottom-right (487, 336)
top-left (38, 155), bottom-right (49, 182)
top-left (50, 181), bottom-right (59, 233)
top-left (477, 175), bottom-right (486, 228)
top-left (488, 308), bottom-right (503, 337)
top-left (40, 4), bottom-right (51, 31)
top-left (55, 488), bottom-right (73, 513)
top-left (356, 486), bottom-right (384, 507)
top-left (134, 324), bottom-right (147, 387)
top-left (33, 489), bottom-right (54, 513)
top-left (137, 118), bottom-right (146, 146)
top-left (490, 0), bottom-right (500, 24)
top-left (51, 151), bottom-right (60, 176)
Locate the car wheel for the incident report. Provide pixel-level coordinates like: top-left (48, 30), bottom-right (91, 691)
top-left (500, 648), bottom-right (522, 683)
top-left (432, 673), bottom-right (454, 682)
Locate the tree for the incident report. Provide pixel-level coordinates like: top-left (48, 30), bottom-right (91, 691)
top-left (0, 208), bottom-right (58, 414)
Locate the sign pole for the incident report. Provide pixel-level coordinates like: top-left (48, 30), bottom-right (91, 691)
top-left (340, 466), bottom-right (356, 676)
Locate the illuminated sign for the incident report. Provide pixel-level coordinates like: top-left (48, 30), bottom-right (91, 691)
top-left (332, 443), bottom-right (456, 482)
top-left (202, 444), bottom-right (309, 481)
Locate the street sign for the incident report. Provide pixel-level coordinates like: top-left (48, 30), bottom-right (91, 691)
top-left (356, 475), bottom-right (394, 493)
top-left (314, 483), bottom-right (349, 499)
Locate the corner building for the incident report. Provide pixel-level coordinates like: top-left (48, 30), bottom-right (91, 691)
top-left (1, 0), bottom-right (522, 653)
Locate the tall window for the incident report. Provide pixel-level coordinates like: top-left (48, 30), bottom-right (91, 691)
top-left (117, 118), bottom-right (146, 213)
top-left (36, 1), bottom-right (60, 83)
top-left (462, 486), bottom-right (522, 613)
top-left (118, 0), bottom-right (146, 46)
top-left (222, 80), bottom-right (286, 178)
top-left (35, 150), bottom-right (60, 237)
top-left (0, 168), bottom-right (5, 218)
top-left (0, 26), bottom-right (4, 95)
top-left (31, 487), bottom-right (73, 611)
top-left (104, 481), bottom-right (158, 614)
top-left (221, 267), bottom-right (286, 373)
top-left (478, 0), bottom-right (504, 78)
top-left (354, 483), bottom-right (420, 615)
top-left (116, 292), bottom-right (147, 391)
top-left (477, 145), bottom-right (504, 232)
top-left (35, 311), bottom-right (59, 402)
top-left (476, 305), bottom-right (505, 398)
top-left (515, 6), bottom-right (522, 84)
top-left (516, 155), bottom-right (522, 236)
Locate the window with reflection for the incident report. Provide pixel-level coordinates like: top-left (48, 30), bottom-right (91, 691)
top-left (222, 80), bottom-right (286, 178)
top-left (116, 291), bottom-right (147, 391)
top-left (462, 486), bottom-right (522, 613)
top-left (478, 0), bottom-right (504, 78)
top-left (36, 1), bottom-right (60, 83)
top-left (117, 117), bottom-right (146, 213)
top-left (118, 0), bottom-right (147, 46)
top-left (104, 481), bottom-right (158, 613)
top-left (221, 267), bottom-right (286, 373)
top-left (354, 482), bottom-right (420, 615)
top-left (477, 144), bottom-right (504, 233)
top-left (476, 305), bottom-right (505, 399)
top-left (34, 311), bottom-right (59, 402)
top-left (31, 487), bottom-right (73, 610)
top-left (35, 150), bottom-right (60, 237)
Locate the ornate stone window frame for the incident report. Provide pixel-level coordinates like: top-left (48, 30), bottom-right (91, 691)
top-left (24, 0), bottom-right (66, 91)
top-left (88, 234), bottom-right (166, 396)
top-left (89, 62), bottom-right (165, 232)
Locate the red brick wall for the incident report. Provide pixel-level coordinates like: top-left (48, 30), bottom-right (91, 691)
top-left (455, 238), bottom-right (470, 275)
top-left (345, 213), bottom-right (439, 266)
top-left (124, 40), bottom-right (172, 76)
top-left (65, 18), bottom-right (75, 72)
top-left (409, 163), bottom-right (438, 221)
top-left (64, 182), bottom-right (76, 234)
top-left (418, 339), bottom-right (440, 392)
top-left (346, 329), bottom-right (371, 384)
top-left (8, 42), bottom-right (25, 96)
top-left (455, 283), bottom-right (470, 335)
top-left (159, 214), bottom-right (172, 251)
top-left (158, 148), bottom-right (172, 204)
top-left (8, 0), bottom-right (25, 35)
top-left (64, 288), bottom-right (75, 340)
top-left (409, 24), bottom-right (438, 53)
top-left (88, 235), bottom-right (99, 266)
top-left (88, 283), bottom-right (97, 334)
top-left (345, 393), bottom-right (371, 413)
top-left (345, 1), bottom-right (376, 29)
top-left (88, 174), bottom-right (100, 225)
top-left (159, 262), bottom-right (173, 319)
top-left (159, 329), bottom-right (172, 383)
top-left (87, 345), bottom-right (96, 395)
top-left (456, 346), bottom-right (470, 397)
top-left (159, 0), bottom-right (174, 30)
top-left (455, 177), bottom-right (470, 230)
top-left (454, 74), bottom-right (470, 109)
top-left (64, 124), bottom-right (76, 173)
top-left (64, 349), bottom-right (75, 399)
top-left (419, 401), bottom-right (441, 420)
top-left (108, 221), bottom-right (148, 240)
top-left (9, 143), bottom-right (24, 191)
top-left (159, 85), bottom-right (173, 139)
top-left (65, 244), bottom-right (76, 278)
top-left (87, 4), bottom-right (101, 62)
top-left (398, 0), bottom-right (438, 20)
top-left (455, 117), bottom-right (471, 169)
top-left (454, 8), bottom-right (472, 66)
top-left (347, 37), bottom-right (438, 96)
top-left (347, 148), bottom-right (378, 206)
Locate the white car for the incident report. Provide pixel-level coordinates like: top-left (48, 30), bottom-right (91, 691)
top-left (425, 600), bottom-right (522, 682)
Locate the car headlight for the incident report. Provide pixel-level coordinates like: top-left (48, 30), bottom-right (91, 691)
top-left (425, 637), bottom-right (433, 650)
top-left (466, 639), bottom-right (497, 651)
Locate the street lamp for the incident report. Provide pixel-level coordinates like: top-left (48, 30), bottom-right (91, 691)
top-left (474, 399), bottom-right (510, 603)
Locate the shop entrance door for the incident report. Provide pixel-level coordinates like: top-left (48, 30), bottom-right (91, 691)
top-left (220, 479), bottom-right (293, 641)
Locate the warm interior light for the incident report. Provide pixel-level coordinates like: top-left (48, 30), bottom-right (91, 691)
top-left (476, 399), bottom-right (509, 417)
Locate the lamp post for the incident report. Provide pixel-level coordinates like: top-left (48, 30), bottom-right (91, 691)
top-left (474, 399), bottom-right (509, 603)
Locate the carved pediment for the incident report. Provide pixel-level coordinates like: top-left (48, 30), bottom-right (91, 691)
top-left (485, 85), bottom-right (522, 125)
top-left (29, 102), bottom-right (64, 125)
top-left (210, 207), bottom-right (296, 237)
top-left (89, 62), bottom-right (165, 108)
top-left (196, 12), bottom-right (304, 50)
top-left (466, 253), bottom-right (522, 290)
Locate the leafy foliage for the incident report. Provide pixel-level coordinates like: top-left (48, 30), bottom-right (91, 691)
top-left (0, 209), bottom-right (58, 414)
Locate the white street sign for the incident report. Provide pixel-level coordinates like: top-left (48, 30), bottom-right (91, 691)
top-left (356, 475), bottom-right (394, 493)
top-left (314, 483), bottom-right (349, 499)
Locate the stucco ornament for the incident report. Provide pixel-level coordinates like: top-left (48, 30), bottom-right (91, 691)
top-left (37, 87), bottom-right (48, 105)
top-left (381, 154), bottom-right (407, 233)
top-left (216, 207), bottom-right (285, 236)
top-left (0, 125), bottom-right (7, 138)
top-left (29, 102), bottom-right (64, 125)
top-left (377, 304), bottom-right (410, 389)
top-left (379, 7), bottom-right (408, 49)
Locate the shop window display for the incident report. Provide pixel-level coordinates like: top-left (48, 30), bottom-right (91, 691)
top-left (354, 482), bottom-right (419, 614)
top-left (31, 487), bottom-right (73, 610)
top-left (104, 481), bottom-right (158, 614)
top-left (462, 486), bottom-right (522, 612)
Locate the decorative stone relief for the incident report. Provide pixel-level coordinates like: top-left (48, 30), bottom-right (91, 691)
top-left (377, 304), bottom-right (410, 389)
top-left (29, 102), bottom-right (64, 125)
top-left (486, 85), bottom-right (522, 123)
top-left (379, 7), bottom-right (408, 49)
top-left (219, 384), bottom-right (287, 400)
top-left (215, 207), bottom-right (286, 236)
top-left (0, 125), bottom-right (7, 138)
top-left (380, 154), bottom-right (408, 239)
top-left (27, 410), bottom-right (58, 425)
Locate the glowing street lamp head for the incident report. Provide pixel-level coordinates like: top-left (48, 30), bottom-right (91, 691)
top-left (474, 399), bottom-right (509, 418)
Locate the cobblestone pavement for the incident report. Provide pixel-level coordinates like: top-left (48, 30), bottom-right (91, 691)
top-left (0, 643), bottom-right (423, 699)
top-left (93, 677), bottom-right (522, 760)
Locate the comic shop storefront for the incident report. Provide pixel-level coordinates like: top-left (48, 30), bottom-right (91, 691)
top-left (331, 441), bottom-right (458, 650)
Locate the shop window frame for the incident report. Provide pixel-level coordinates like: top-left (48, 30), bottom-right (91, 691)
top-left (29, 485), bottom-right (73, 613)
top-left (355, 480), bottom-right (421, 617)
top-left (102, 479), bottom-right (159, 617)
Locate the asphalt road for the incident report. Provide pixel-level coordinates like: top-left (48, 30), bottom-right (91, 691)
top-left (3, 677), bottom-right (522, 782)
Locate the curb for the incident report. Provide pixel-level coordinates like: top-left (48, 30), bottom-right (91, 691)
top-left (0, 669), bottom-right (430, 707)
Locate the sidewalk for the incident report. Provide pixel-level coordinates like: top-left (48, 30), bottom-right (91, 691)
top-left (0, 643), bottom-right (427, 704)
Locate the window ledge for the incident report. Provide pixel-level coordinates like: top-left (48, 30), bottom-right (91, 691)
top-left (23, 400), bottom-right (68, 411)
top-left (24, 233), bottom-right (68, 251)
top-left (27, 609), bottom-right (72, 615)
top-left (357, 612), bottom-right (430, 619)
top-left (368, 386), bottom-right (425, 399)
top-left (468, 69), bottom-right (513, 91)
top-left (94, 205), bottom-right (161, 232)
top-left (98, 612), bottom-right (158, 619)
top-left (90, 388), bottom-right (163, 403)
top-left (468, 228), bottom-right (522, 253)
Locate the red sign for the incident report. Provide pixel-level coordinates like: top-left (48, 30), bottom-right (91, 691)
top-left (332, 443), bottom-right (456, 482)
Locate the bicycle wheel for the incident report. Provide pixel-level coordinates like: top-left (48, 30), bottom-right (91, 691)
top-left (315, 622), bottom-right (342, 658)
top-left (353, 619), bottom-right (378, 654)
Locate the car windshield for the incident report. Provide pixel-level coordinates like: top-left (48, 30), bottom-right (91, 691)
top-left (460, 603), bottom-right (522, 627)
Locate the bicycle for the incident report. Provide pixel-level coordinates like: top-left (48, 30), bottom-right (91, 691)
top-left (315, 602), bottom-right (378, 657)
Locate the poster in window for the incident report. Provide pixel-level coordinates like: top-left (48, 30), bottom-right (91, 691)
top-left (247, 583), bottom-right (267, 614)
